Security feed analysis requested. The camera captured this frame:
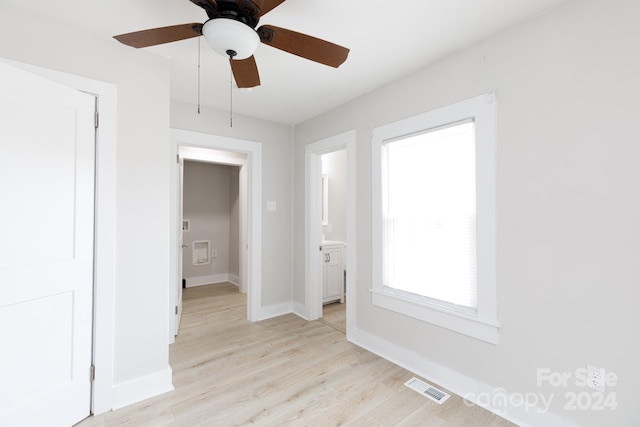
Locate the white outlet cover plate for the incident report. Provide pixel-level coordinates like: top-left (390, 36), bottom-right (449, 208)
top-left (586, 365), bottom-right (606, 392)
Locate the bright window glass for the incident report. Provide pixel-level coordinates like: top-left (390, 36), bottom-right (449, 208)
top-left (382, 122), bottom-right (477, 311)
top-left (371, 93), bottom-right (499, 344)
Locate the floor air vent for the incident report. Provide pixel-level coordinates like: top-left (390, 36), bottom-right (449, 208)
top-left (404, 377), bottom-right (451, 404)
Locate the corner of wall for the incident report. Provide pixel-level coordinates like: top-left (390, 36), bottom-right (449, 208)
top-left (257, 302), bottom-right (294, 322)
top-left (292, 301), bottom-right (310, 321)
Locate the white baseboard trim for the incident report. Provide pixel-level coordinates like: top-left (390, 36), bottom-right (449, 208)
top-left (349, 327), bottom-right (579, 427)
top-left (292, 302), bottom-right (310, 320)
top-left (228, 274), bottom-right (240, 287)
top-left (256, 302), bottom-right (292, 321)
top-left (111, 366), bottom-right (174, 410)
top-left (185, 273), bottom-right (231, 288)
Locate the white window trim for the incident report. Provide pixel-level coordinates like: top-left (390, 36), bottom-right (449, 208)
top-left (371, 93), bottom-right (500, 344)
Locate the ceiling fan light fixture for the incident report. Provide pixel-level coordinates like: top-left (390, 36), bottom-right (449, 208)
top-left (202, 18), bottom-right (260, 60)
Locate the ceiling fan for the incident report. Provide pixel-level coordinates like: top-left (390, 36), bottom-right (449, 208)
top-left (113, 0), bottom-right (350, 88)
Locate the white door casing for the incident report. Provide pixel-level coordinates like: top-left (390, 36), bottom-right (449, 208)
top-left (305, 130), bottom-right (356, 335)
top-left (170, 129), bottom-right (262, 328)
top-left (175, 155), bottom-right (184, 337)
top-left (0, 62), bottom-right (95, 426)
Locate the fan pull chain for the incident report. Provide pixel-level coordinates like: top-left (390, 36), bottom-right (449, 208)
top-left (197, 37), bottom-right (201, 115)
top-left (229, 58), bottom-right (233, 128)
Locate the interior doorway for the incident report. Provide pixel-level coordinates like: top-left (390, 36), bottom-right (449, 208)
top-left (318, 149), bottom-right (347, 332)
top-left (181, 159), bottom-right (243, 289)
top-left (305, 130), bottom-right (356, 337)
top-left (170, 129), bottom-right (263, 343)
top-left (176, 151), bottom-right (246, 336)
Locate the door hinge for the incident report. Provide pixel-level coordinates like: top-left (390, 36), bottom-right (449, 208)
top-left (94, 111), bottom-right (99, 128)
top-left (175, 305), bottom-right (178, 315)
top-left (90, 364), bottom-right (96, 382)
top-left (176, 154), bottom-right (180, 163)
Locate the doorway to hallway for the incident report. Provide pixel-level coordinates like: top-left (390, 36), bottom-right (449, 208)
top-left (181, 160), bottom-right (242, 290)
top-left (170, 129), bottom-right (263, 341)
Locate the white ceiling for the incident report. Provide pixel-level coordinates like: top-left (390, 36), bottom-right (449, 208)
top-left (1, 0), bottom-right (567, 124)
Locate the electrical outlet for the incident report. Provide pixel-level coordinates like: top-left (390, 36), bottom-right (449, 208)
top-left (586, 365), bottom-right (605, 392)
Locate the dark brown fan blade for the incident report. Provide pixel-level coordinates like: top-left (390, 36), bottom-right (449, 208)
top-left (230, 56), bottom-right (261, 88)
top-left (189, 0), bottom-right (217, 13)
top-left (257, 25), bottom-right (349, 68)
top-left (114, 23), bottom-right (203, 48)
top-left (248, 0), bottom-right (286, 17)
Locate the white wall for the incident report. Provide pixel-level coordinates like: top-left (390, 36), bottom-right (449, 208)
top-left (171, 101), bottom-right (294, 307)
top-left (294, 0), bottom-right (640, 425)
top-left (0, 4), bottom-right (172, 408)
top-left (321, 150), bottom-right (347, 243)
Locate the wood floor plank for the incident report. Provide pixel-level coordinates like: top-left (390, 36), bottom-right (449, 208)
top-left (350, 389), bottom-right (434, 426)
top-left (242, 350), bottom-right (390, 425)
top-left (394, 405), bottom-right (446, 427)
top-left (320, 301), bottom-right (346, 332)
top-left (77, 283), bottom-right (515, 427)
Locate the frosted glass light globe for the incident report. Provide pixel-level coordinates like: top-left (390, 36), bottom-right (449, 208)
top-left (202, 18), bottom-right (260, 60)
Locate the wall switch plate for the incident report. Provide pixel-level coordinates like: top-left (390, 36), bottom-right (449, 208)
top-left (267, 201), bottom-right (277, 212)
top-left (211, 249), bottom-right (217, 258)
top-left (586, 365), bottom-right (605, 392)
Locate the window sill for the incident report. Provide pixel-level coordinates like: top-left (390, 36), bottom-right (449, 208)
top-left (371, 288), bottom-right (501, 345)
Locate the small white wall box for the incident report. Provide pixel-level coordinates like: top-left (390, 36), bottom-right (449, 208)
top-left (192, 240), bottom-right (210, 266)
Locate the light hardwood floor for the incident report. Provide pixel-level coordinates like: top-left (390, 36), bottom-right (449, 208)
top-left (78, 283), bottom-right (515, 426)
top-left (319, 301), bottom-right (346, 333)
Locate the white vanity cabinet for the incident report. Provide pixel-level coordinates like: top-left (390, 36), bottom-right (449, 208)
top-left (321, 241), bottom-right (345, 304)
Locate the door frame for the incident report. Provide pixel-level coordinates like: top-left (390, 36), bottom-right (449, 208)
top-left (0, 59), bottom-right (118, 415)
top-left (305, 130), bottom-right (356, 335)
top-left (170, 129), bottom-right (262, 325)
top-left (175, 146), bottom-right (249, 338)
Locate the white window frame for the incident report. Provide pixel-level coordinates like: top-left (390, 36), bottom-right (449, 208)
top-left (371, 93), bottom-right (500, 344)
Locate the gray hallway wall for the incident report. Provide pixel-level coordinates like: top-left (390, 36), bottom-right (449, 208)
top-left (182, 160), bottom-right (239, 283)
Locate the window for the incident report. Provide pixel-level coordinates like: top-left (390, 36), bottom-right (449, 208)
top-left (372, 93), bottom-right (499, 344)
top-left (383, 121), bottom-right (477, 312)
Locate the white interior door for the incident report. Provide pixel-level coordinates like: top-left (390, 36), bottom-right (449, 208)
top-left (0, 62), bottom-right (95, 426)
